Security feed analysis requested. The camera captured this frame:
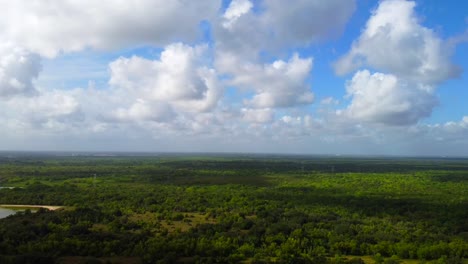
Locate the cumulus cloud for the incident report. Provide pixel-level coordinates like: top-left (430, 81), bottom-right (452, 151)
top-left (242, 108), bottom-right (274, 123)
top-left (113, 99), bottom-right (175, 123)
top-left (219, 52), bottom-right (314, 108)
top-left (108, 43), bottom-right (222, 124)
top-left (344, 70), bottom-right (437, 125)
top-left (217, 2), bottom-right (262, 61)
top-left (217, 0), bottom-right (355, 58)
top-left (0, 44), bottom-right (41, 98)
top-left (215, 1), bottom-right (353, 111)
top-left (0, 0), bottom-right (220, 57)
top-left (245, 54), bottom-right (314, 108)
top-left (0, 89), bottom-right (81, 130)
top-left (335, 0), bottom-right (464, 126)
top-left (222, 0), bottom-right (253, 29)
top-left (334, 0), bottom-right (459, 84)
top-left (429, 116), bottom-right (468, 142)
top-left (261, 0), bottom-right (356, 45)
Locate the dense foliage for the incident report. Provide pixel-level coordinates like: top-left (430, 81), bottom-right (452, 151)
top-left (0, 154), bottom-right (467, 263)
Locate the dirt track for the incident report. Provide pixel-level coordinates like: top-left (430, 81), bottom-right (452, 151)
top-left (0, 204), bottom-right (63, 211)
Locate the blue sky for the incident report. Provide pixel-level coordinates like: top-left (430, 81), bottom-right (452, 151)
top-left (0, 0), bottom-right (467, 155)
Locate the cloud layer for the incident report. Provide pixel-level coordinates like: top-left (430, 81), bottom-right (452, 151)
top-left (0, 0), bottom-right (220, 57)
top-left (0, 0), bottom-right (466, 155)
top-left (336, 0), bottom-right (461, 126)
top-left (335, 0), bottom-right (459, 84)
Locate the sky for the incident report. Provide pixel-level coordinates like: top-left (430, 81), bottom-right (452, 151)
top-left (0, 0), bottom-right (468, 156)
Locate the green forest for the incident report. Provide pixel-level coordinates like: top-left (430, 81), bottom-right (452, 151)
top-left (0, 154), bottom-right (467, 264)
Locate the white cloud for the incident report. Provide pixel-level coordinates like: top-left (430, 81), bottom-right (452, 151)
top-left (247, 54), bottom-right (314, 108)
top-left (261, 0), bottom-right (356, 45)
top-left (215, 1), bottom-right (354, 110)
top-left (113, 99), bottom-right (175, 123)
top-left (344, 70), bottom-right (437, 126)
top-left (109, 43), bottom-right (222, 114)
top-left (216, 0), bottom-right (355, 61)
top-left (242, 108), bottom-right (274, 123)
top-left (0, 0), bottom-right (220, 57)
top-left (216, 5), bottom-right (262, 61)
top-left (219, 52), bottom-right (314, 108)
top-left (0, 88), bottom-right (81, 131)
top-left (334, 0), bottom-right (464, 127)
top-left (223, 0), bottom-right (253, 29)
top-left (335, 0), bottom-right (459, 84)
top-left (0, 43), bottom-right (41, 98)
top-left (430, 116), bottom-right (468, 141)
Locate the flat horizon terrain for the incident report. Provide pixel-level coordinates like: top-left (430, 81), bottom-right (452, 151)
top-left (0, 154), bottom-right (467, 264)
top-left (2, 150), bottom-right (468, 159)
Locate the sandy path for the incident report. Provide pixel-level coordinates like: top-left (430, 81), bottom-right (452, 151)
top-left (0, 204), bottom-right (63, 211)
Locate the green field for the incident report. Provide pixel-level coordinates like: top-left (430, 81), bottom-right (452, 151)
top-left (0, 154), bottom-right (467, 263)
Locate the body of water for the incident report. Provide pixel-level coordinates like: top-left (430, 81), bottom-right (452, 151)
top-left (0, 187), bottom-right (16, 218)
top-left (0, 207), bottom-right (16, 219)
